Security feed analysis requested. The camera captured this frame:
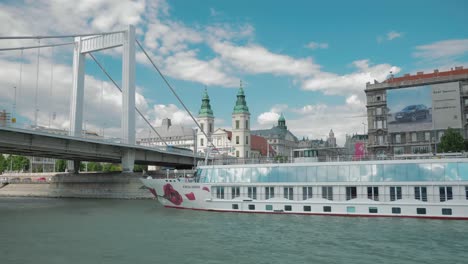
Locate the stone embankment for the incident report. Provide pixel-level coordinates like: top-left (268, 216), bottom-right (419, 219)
top-left (0, 171), bottom-right (186, 199)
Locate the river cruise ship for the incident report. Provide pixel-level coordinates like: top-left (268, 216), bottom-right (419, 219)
top-left (141, 158), bottom-right (468, 219)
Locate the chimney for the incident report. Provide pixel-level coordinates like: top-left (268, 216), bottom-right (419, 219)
top-left (434, 69), bottom-right (439, 73)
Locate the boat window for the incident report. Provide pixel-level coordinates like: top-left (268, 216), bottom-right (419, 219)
top-left (323, 206), bottom-right (332, 212)
top-left (338, 166), bottom-right (349, 181)
top-left (439, 186), bottom-right (453, 202)
top-left (432, 163), bottom-right (446, 181)
top-left (265, 205), bottom-right (273, 211)
top-left (303, 206), bottom-right (311, 212)
top-left (302, 186), bottom-right (313, 200)
top-left (369, 207), bottom-right (378, 213)
top-left (389, 186), bottom-right (402, 201)
top-left (327, 166), bottom-right (338, 182)
top-left (414, 186), bottom-right (427, 202)
top-left (232, 204), bottom-right (239, 210)
top-left (367, 186), bottom-right (379, 201)
top-left (265, 187), bottom-right (275, 199)
top-left (392, 207), bottom-right (401, 214)
top-left (215, 186), bottom-right (224, 199)
top-left (322, 186), bottom-right (333, 201)
top-left (466, 186), bottom-right (468, 200)
top-left (248, 204), bottom-right (255, 210)
top-left (346, 186), bottom-right (357, 200)
top-left (284, 187), bottom-right (294, 200)
top-left (442, 208), bottom-right (452, 215)
top-left (347, 206), bottom-right (356, 213)
top-left (307, 166), bottom-right (317, 182)
top-left (231, 187), bottom-right (240, 199)
top-left (248, 187), bottom-right (257, 200)
top-left (317, 166), bottom-right (327, 182)
top-left (349, 165), bottom-right (360, 182)
top-left (417, 208), bottom-right (426, 215)
top-left (284, 205), bottom-right (292, 211)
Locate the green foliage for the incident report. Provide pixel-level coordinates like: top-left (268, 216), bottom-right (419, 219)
top-left (133, 164), bottom-right (147, 172)
top-left (438, 127), bottom-right (464, 153)
top-left (55, 160), bottom-right (67, 172)
top-left (102, 163), bottom-right (121, 172)
top-left (87, 162), bottom-right (103, 172)
top-left (3, 155), bottom-right (29, 172)
top-left (0, 154), bottom-right (6, 173)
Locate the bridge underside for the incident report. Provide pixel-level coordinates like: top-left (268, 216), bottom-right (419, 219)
top-left (0, 128), bottom-right (199, 169)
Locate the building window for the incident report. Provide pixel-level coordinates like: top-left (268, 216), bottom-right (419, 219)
top-left (439, 186), bottom-right (453, 202)
top-left (323, 206), bottom-right (332, 212)
top-left (246, 136), bottom-right (249, 145)
top-left (417, 208), bottom-right (426, 215)
top-left (284, 205), bottom-right (292, 211)
top-left (245, 120), bottom-right (249, 129)
top-left (284, 187), bottom-right (293, 200)
top-left (215, 186), bottom-right (224, 199)
top-left (265, 187), bottom-right (275, 199)
top-left (302, 186), bottom-right (313, 200)
top-left (266, 205), bottom-right (273, 211)
top-left (231, 187), bottom-right (240, 199)
top-left (378, 135), bottom-right (384, 145)
top-left (415, 186), bottom-right (427, 202)
top-left (248, 187), bottom-right (257, 200)
top-left (425, 132), bottom-right (430, 141)
top-left (232, 204), bottom-right (239, 210)
top-left (200, 138), bottom-right (204, 146)
top-left (442, 208), bottom-right (452, 215)
top-left (392, 207), bottom-right (401, 214)
top-left (209, 123), bottom-right (213, 133)
top-left (347, 206), bottom-right (356, 213)
top-left (235, 120), bottom-right (240, 129)
top-left (200, 123), bottom-right (204, 132)
top-left (304, 206), bottom-right (311, 212)
top-left (395, 134), bottom-right (401, 144)
top-left (236, 151), bottom-right (239, 157)
top-left (346, 186), bottom-right (357, 200)
top-left (394, 147), bottom-right (404, 155)
top-left (367, 186), bottom-right (379, 201)
top-left (412, 133), bottom-right (417, 142)
top-left (390, 186), bottom-right (402, 201)
top-left (369, 207), bottom-right (378, 213)
top-left (248, 204), bottom-right (255, 210)
top-left (376, 107), bottom-right (382, 115)
top-left (236, 136), bottom-right (239, 144)
top-left (322, 186), bottom-right (333, 201)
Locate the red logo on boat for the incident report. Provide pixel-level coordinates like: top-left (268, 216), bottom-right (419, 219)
top-left (163, 184), bottom-right (183, 205)
top-left (185, 192), bottom-right (196, 200)
top-left (202, 187), bottom-right (210, 192)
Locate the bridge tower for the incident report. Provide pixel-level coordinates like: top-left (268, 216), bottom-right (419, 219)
top-left (68, 25), bottom-right (136, 172)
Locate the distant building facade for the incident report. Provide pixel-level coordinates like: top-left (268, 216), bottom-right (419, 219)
top-left (365, 66), bottom-right (468, 156)
top-left (137, 118), bottom-right (195, 150)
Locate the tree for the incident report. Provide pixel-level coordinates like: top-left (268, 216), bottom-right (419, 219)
top-left (55, 160), bottom-right (67, 172)
top-left (438, 127), bottom-right (464, 153)
top-left (4, 155), bottom-right (29, 172)
top-left (0, 154), bottom-right (6, 173)
top-left (87, 162), bottom-right (103, 172)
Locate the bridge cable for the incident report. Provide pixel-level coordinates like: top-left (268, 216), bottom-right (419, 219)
top-left (34, 39), bottom-right (41, 127)
top-left (135, 40), bottom-right (217, 153)
top-left (88, 53), bottom-right (170, 148)
top-left (0, 30), bottom-right (125, 40)
top-left (0, 41), bottom-right (74, 52)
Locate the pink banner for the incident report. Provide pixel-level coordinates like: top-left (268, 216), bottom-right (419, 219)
top-left (354, 142), bottom-right (365, 158)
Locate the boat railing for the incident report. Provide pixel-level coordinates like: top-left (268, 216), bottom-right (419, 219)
top-left (199, 153), bottom-right (468, 166)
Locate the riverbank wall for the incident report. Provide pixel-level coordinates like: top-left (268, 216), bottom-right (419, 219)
top-left (0, 172), bottom-right (155, 199)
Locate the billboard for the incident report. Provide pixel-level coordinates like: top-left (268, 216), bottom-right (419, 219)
top-left (387, 82), bottom-right (461, 133)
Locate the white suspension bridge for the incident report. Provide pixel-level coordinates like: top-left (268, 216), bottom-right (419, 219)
top-left (0, 25), bottom-right (216, 172)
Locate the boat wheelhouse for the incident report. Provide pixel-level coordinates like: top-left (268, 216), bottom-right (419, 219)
top-left (141, 158), bottom-right (468, 219)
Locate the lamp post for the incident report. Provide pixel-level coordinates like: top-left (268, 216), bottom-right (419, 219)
top-left (362, 122), bottom-right (367, 135)
top-left (12, 85), bottom-right (16, 122)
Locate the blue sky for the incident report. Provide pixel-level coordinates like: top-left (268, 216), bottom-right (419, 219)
top-left (0, 0), bottom-right (467, 144)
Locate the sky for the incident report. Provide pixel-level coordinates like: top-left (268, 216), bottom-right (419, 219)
top-left (0, 0), bottom-right (467, 145)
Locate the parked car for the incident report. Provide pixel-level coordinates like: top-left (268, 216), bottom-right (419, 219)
top-left (394, 104), bottom-right (429, 122)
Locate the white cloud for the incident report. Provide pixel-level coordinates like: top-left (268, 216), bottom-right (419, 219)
top-left (212, 42), bottom-right (321, 77)
top-left (256, 104), bottom-right (289, 127)
top-left (387, 31), bottom-right (402, 40)
top-left (306, 41), bottom-right (328, 50)
top-left (413, 39), bottom-right (468, 60)
top-left (302, 59), bottom-right (400, 96)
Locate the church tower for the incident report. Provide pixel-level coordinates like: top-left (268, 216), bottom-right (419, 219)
top-left (278, 113), bottom-right (287, 130)
top-left (327, 129), bottom-right (337, 147)
top-left (197, 89), bottom-right (214, 153)
top-left (232, 81), bottom-right (251, 158)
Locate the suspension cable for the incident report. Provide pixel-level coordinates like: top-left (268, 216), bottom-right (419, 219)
top-left (0, 41), bottom-right (74, 52)
top-left (88, 52), bottom-right (169, 147)
top-left (135, 39), bottom-right (216, 151)
top-left (0, 30), bottom-right (125, 40)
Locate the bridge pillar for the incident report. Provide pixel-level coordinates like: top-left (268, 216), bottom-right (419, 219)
top-left (121, 25), bottom-right (136, 171)
top-left (67, 160), bottom-right (81, 173)
top-left (122, 149), bottom-right (135, 172)
top-left (70, 37), bottom-right (85, 138)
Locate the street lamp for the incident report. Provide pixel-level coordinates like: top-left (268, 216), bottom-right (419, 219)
top-left (362, 122), bottom-right (367, 135)
top-left (12, 86), bottom-right (17, 123)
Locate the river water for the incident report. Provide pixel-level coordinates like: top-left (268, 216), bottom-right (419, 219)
top-left (0, 197), bottom-right (467, 264)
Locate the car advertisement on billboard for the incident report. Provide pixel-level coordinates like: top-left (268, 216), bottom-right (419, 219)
top-left (387, 86), bottom-right (432, 133)
top-left (387, 82), bottom-right (461, 133)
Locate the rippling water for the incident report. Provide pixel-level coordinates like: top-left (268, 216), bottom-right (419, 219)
top-left (0, 197), bottom-right (467, 264)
